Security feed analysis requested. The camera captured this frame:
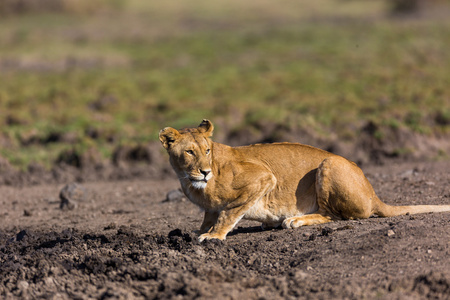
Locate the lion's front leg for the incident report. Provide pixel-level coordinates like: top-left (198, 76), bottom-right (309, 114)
top-left (196, 211), bottom-right (219, 234)
top-left (198, 208), bottom-right (245, 242)
top-left (198, 170), bottom-right (276, 242)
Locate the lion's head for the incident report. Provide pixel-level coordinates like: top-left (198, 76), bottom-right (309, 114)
top-left (159, 119), bottom-right (214, 189)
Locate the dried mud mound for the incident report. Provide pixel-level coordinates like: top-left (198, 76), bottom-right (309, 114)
top-left (2, 121), bottom-right (450, 187)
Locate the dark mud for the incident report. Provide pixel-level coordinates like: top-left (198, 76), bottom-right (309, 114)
top-left (1, 161), bottom-right (449, 299)
top-left (1, 120), bottom-right (450, 187)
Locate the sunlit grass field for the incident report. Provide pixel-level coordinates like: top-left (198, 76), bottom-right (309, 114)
top-left (1, 0), bottom-right (450, 168)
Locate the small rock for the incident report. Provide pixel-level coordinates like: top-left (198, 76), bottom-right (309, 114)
top-left (337, 225), bottom-right (354, 231)
top-left (164, 189), bottom-right (186, 202)
top-left (400, 169), bottom-right (414, 179)
top-left (17, 280), bottom-right (29, 290)
top-left (23, 209), bottom-right (33, 217)
top-left (104, 222), bottom-right (117, 230)
top-left (193, 246), bottom-right (206, 257)
top-left (59, 183), bottom-right (87, 210)
top-left (400, 169), bottom-right (419, 179)
top-left (293, 270), bottom-right (308, 280)
top-left (387, 229), bottom-right (395, 237)
top-left (44, 277), bottom-right (55, 287)
top-left (267, 234), bottom-right (276, 241)
top-left (16, 230), bottom-right (28, 241)
top-left (50, 266), bottom-right (63, 276)
top-left (321, 227), bottom-right (334, 236)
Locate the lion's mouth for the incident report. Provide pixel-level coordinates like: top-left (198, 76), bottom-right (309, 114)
top-left (189, 173), bottom-right (212, 183)
top-left (190, 178), bottom-right (208, 183)
top-left (189, 178), bottom-right (208, 189)
top-left (186, 172), bottom-right (212, 189)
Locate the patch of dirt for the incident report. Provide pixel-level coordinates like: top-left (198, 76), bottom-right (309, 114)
top-left (1, 161), bottom-right (449, 299)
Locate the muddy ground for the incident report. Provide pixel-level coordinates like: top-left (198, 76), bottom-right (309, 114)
top-left (0, 160), bottom-right (449, 299)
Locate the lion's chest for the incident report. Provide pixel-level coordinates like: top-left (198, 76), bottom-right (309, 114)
top-left (181, 184), bottom-right (223, 211)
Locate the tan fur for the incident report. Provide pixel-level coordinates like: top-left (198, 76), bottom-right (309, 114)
top-left (159, 120), bottom-right (450, 241)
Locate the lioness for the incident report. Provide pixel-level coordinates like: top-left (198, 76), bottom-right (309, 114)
top-left (160, 120), bottom-right (450, 241)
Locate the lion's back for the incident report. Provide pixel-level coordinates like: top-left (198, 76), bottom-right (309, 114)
top-left (231, 142), bottom-right (335, 175)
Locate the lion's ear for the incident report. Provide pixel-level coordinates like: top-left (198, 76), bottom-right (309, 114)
top-left (198, 119), bottom-right (214, 137)
top-left (159, 127), bottom-right (180, 150)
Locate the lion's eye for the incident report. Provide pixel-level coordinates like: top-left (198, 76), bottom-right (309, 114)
top-left (186, 150), bottom-right (194, 155)
top-left (206, 149), bottom-right (210, 155)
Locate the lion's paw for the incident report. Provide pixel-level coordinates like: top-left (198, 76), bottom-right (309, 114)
top-left (282, 217), bottom-right (305, 229)
top-left (198, 233), bottom-right (225, 242)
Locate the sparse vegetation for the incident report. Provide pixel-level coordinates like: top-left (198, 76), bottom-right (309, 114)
top-left (1, 0), bottom-right (450, 169)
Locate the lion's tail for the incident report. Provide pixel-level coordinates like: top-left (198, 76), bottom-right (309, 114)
top-left (373, 196), bottom-right (450, 217)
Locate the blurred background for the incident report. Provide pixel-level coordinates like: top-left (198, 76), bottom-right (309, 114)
top-left (0, 0), bottom-right (450, 182)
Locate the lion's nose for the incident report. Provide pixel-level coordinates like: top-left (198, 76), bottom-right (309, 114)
top-left (200, 169), bottom-right (211, 177)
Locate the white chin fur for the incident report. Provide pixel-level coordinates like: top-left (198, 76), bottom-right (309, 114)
top-left (191, 180), bottom-right (207, 189)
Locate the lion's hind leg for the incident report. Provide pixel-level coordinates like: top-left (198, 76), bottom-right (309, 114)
top-left (282, 212), bottom-right (332, 229)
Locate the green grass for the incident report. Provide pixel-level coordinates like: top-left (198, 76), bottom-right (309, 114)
top-left (1, 0), bottom-right (450, 168)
